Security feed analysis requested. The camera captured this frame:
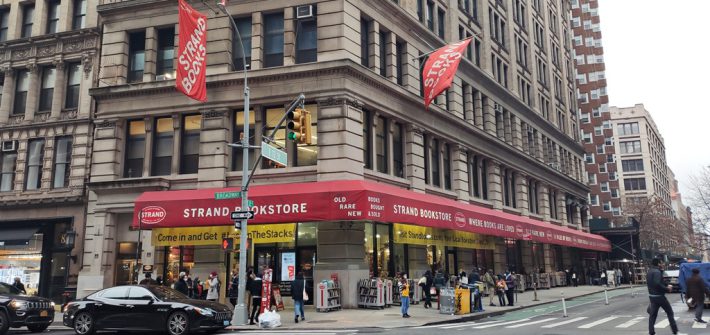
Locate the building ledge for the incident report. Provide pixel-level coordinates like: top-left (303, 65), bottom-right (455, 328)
top-left (87, 177), bottom-right (170, 195)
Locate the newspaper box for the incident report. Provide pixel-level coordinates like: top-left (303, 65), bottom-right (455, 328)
top-left (439, 288), bottom-right (456, 315)
top-left (454, 288), bottom-right (470, 315)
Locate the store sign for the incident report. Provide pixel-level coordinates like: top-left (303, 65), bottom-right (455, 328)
top-left (281, 252), bottom-right (296, 282)
top-left (260, 268), bottom-right (273, 313)
top-left (393, 223), bottom-right (495, 250)
top-left (151, 224), bottom-right (296, 246)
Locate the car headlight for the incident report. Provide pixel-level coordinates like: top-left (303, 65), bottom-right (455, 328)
top-left (193, 307), bottom-right (214, 316)
top-left (10, 299), bottom-right (27, 310)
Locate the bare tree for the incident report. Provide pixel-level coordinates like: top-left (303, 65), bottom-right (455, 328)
top-left (687, 166), bottom-right (710, 256)
top-left (624, 196), bottom-right (680, 255)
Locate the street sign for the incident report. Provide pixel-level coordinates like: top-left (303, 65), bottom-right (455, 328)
top-left (261, 141), bottom-right (288, 167)
top-left (231, 211), bottom-right (255, 220)
top-left (215, 191), bottom-right (241, 200)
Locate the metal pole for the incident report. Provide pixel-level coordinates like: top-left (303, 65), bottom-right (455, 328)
top-left (135, 209), bottom-right (143, 284)
top-left (561, 291), bottom-right (568, 317)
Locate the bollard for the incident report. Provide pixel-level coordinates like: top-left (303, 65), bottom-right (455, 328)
top-left (604, 289), bottom-right (609, 305)
top-left (533, 283), bottom-right (539, 301)
top-left (561, 291), bottom-right (568, 317)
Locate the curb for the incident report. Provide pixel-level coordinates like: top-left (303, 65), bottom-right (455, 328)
top-left (225, 286), bottom-right (634, 331)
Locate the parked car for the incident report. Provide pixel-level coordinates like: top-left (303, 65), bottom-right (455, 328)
top-left (0, 282), bottom-right (55, 335)
top-left (663, 268), bottom-right (681, 293)
top-left (63, 285), bottom-right (232, 335)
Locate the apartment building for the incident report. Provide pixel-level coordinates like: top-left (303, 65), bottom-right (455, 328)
top-left (77, 0), bottom-right (609, 305)
top-left (0, 0), bottom-right (98, 302)
top-left (570, 0), bottom-right (622, 225)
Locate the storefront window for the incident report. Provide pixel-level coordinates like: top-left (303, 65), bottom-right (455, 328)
top-left (364, 223), bottom-right (392, 277)
top-left (532, 242), bottom-right (545, 272)
top-left (163, 246), bottom-right (194, 287)
top-left (115, 242), bottom-right (138, 285)
top-left (505, 239), bottom-right (521, 273)
top-left (0, 233), bottom-right (42, 294)
top-left (427, 245), bottom-right (443, 271)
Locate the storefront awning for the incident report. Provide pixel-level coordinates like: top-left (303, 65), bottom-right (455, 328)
top-left (0, 227), bottom-right (40, 245)
top-left (133, 180), bottom-right (611, 252)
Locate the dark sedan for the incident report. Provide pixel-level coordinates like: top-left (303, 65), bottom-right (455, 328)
top-left (63, 285), bottom-right (232, 335)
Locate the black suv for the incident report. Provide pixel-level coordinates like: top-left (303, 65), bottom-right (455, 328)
top-left (0, 282), bottom-right (54, 334)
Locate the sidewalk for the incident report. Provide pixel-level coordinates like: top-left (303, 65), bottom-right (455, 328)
top-left (227, 284), bottom-right (637, 330)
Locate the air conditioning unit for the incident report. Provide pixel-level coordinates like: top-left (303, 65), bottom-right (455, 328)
top-left (296, 5), bottom-right (314, 19)
top-left (2, 140), bottom-right (17, 152)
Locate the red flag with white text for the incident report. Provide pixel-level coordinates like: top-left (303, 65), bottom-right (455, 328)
top-left (176, 0), bottom-right (207, 102)
top-left (422, 38), bottom-right (472, 109)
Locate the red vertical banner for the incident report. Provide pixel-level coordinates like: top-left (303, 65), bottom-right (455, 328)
top-left (422, 38), bottom-right (472, 109)
top-left (176, 0), bottom-right (208, 102)
top-left (259, 268), bottom-right (273, 313)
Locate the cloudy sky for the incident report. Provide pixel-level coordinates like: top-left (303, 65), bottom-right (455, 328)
top-left (597, 0), bottom-right (710, 198)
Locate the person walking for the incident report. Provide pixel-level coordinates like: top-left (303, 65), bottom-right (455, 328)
top-left (399, 277), bottom-right (411, 318)
top-left (504, 271), bottom-right (515, 306)
top-left (206, 271), bottom-right (220, 302)
top-left (291, 272), bottom-right (307, 323)
top-left (601, 268), bottom-right (608, 287)
top-left (12, 277), bottom-right (26, 294)
top-left (229, 270), bottom-right (239, 307)
top-left (495, 275), bottom-right (507, 306)
top-left (647, 258), bottom-right (679, 335)
top-left (174, 272), bottom-right (189, 296)
top-left (572, 270), bottom-right (578, 287)
top-left (616, 268), bottom-right (622, 286)
top-left (685, 268), bottom-right (710, 323)
top-left (247, 271), bottom-right (263, 325)
top-left (139, 273), bottom-right (157, 285)
top-left (470, 269), bottom-right (481, 284)
top-left (423, 270), bottom-right (433, 308)
top-left (483, 269), bottom-right (496, 306)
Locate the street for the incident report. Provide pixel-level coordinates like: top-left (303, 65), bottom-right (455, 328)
top-left (9, 289), bottom-right (709, 335)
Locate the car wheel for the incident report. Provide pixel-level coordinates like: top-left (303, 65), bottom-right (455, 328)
top-left (73, 312), bottom-right (95, 335)
top-left (166, 311), bottom-right (189, 335)
top-left (0, 311), bottom-right (9, 335)
top-left (27, 323), bottom-right (50, 333)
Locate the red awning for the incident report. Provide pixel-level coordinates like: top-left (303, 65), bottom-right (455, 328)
top-left (133, 180), bottom-right (610, 252)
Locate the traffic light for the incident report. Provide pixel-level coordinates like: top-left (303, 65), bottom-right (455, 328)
top-left (222, 238), bottom-right (234, 251)
top-left (287, 108), bottom-right (312, 145)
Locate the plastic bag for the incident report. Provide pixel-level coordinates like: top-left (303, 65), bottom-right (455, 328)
top-left (258, 309), bottom-right (282, 329)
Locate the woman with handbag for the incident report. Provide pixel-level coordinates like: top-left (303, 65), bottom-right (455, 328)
top-left (290, 272), bottom-right (308, 323)
top-left (496, 275), bottom-right (507, 306)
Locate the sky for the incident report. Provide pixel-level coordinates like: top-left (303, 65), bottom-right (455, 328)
top-left (597, 0), bottom-right (710, 199)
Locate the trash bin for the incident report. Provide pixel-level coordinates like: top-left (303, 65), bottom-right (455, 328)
top-left (439, 288), bottom-right (456, 315)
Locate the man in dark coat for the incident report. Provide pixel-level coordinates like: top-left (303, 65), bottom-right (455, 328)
top-left (504, 271), bottom-right (515, 306)
top-left (647, 259), bottom-right (678, 335)
top-left (423, 270), bottom-right (434, 308)
top-left (247, 271), bottom-right (262, 325)
top-left (290, 272), bottom-right (307, 323)
top-left (12, 277), bottom-right (26, 294)
top-left (685, 268), bottom-right (710, 323)
top-left (174, 272), bottom-right (189, 296)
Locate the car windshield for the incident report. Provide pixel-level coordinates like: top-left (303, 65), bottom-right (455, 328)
top-left (147, 286), bottom-right (189, 301)
top-left (0, 283), bottom-right (21, 295)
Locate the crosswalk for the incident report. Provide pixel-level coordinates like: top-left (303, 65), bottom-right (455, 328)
top-left (414, 315), bottom-right (709, 331)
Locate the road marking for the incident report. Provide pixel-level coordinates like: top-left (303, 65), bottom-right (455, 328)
top-left (471, 318), bottom-right (531, 329)
top-left (654, 316), bottom-right (679, 329)
top-left (692, 317), bottom-right (709, 329)
top-left (616, 316), bottom-right (645, 328)
top-left (440, 321), bottom-right (481, 329)
top-left (578, 316), bottom-right (619, 329)
top-left (541, 316), bottom-right (588, 328)
top-left (506, 317), bottom-right (557, 328)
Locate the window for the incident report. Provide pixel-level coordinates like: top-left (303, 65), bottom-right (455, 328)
top-left (263, 107), bottom-right (286, 169)
top-left (596, 144), bottom-right (604, 154)
top-left (156, 28), bottom-right (175, 78)
top-left (600, 182), bottom-right (609, 192)
top-left (362, 110), bottom-right (372, 169)
top-left (13, 70), bottom-right (29, 115)
top-left (395, 41), bottom-right (404, 85)
top-left (489, 9), bottom-right (506, 46)
top-left (0, 148), bottom-right (17, 191)
top-left (180, 115), bottom-right (200, 174)
top-left (263, 12), bottom-right (284, 68)
top-left (232, 17), bottom-right (252, 71)
top-left (101, 286), bottom-right (129, 300)
top-left (360, 18), bottom-right (370, 67)
top-left (603, 201), bottom-right (611, 212)
top-left (599, 163), bottom-right (606, 173)
top-left (528, 179), bottom-right (539, 214)
top-left (513, 0), bottom-right (526, 28)
top-left (589, 194), bottom-right (599, 206)
top-left (47, 0), bottom-right (60, 34)
top-left (587, 172), bottom-right (596, 185)
top-left (620, 140), bottom-right (642, 154)
top-left (417, 0), bottom-right (424, 22)
top-left (295, 16), bottom-right (317, 64)
top-left (127, 287), bottom-right (152, 300)
top-left (392, 122), bottom-right (404, 178)
top-left (426, 1), bottom-right (434, 30)
top-left (0, 8), bottom-right (8, 41)
top-left (443, 143), bottom-right (451, 190)
top-left (585, 153), bottom-right (594, 164)
top-left (232, 109), bottom-right (255, 171)
top-left (622, 159), bottom-right (644, 172)
top-left (128, 31), bottom-right (146, 82)
top-left (617, 122), bottom-right (640, 135)
top-left (124, 120), bottom-right (146, 178)
top-left (503, 168), bottom-right (516, 207)
top-left (65, 63), bottom-right (81, 109)
top-left (423, 133), bottom-right (430, 184)
top-left (437, 8), bottom-right (445, 39)
top-left (624, 178), bottom-right (646, 191)
top-left (549, 189), bottom-right (558, 219)
top-left (22, 5), bottom-right (34, 38)
top-left (72, 0), bottom-right (87, 30)
top-left (39, 67), bottom-right (56, 112)
top-left (431, 138), bottom-right (440, 187)
top-left (151, 117), bottom-right (173, 176)
top-left (25, 139), bottom-right (45, 190)
top-left (375, 115), bottom-right (388, 173)
top-left (379, 31), bottom-right (387, 76)
top-left (52, 136), bottom-right (72, 188)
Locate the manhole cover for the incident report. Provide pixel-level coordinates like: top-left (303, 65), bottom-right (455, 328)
top-left (307, 320), bottom-right (338, 324)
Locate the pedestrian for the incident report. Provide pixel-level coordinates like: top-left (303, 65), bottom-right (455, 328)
top-left (139, 273), bottom-right (157, 285)
top-left (291, 272), bottom-right (307, 323)
top-left (155, 275), bottom-right (164, 286)
top-left (399, 277), bottom-right (411, 318)
top-left (601, 268), bottom-right (608, 287)
top-left (459, 271), bottom-right (468, 285)
top-left (495, 275), bottom-right (507, 306)
top-left (206, 271), bottom-right (220, 301)
top-left (186, 274), bottom-right (194, 298)
top-left (423, 270), bottom-right (433, 308)
top-left (483, 269), bottom-right (496, 306)
top-left (647, 258), bottom-right (679, 335)
top-left (247, 270), bottom-right (263, 325)
top-left (470, 269), bottom-right (481, 284)
top-left (505, 270), bottom-right (515, 306)
top-left (229, 270), bottom-right (239, 307)
top-left (685, 268), bottom-right (710, 323)
top-left (12, 277), bottom-right (26, 294)
top-left (616, 268), bottom-right (622, 286)
top-left (175, 272), bottom-right (189, 295)
top-left (565, 269), bottom-right (572, 286)
top-left (572, 270), bottom-right (578, 287)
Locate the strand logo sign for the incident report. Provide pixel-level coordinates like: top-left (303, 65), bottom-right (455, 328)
top-left (176, 0), bottom-right (207, 102)
top-left (140, 206), bottom-right (167, 225)
top-left (454, 212), bottom-right (467, 228)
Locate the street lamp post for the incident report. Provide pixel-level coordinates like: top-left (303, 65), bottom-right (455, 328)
top-left (135, 209), bottom-right (143, 284)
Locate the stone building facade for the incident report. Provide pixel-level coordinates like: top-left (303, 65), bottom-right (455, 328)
top-left (0, 0), bottom-right (98, 302)
top-left (77, 0), bottom-right (607, 305)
